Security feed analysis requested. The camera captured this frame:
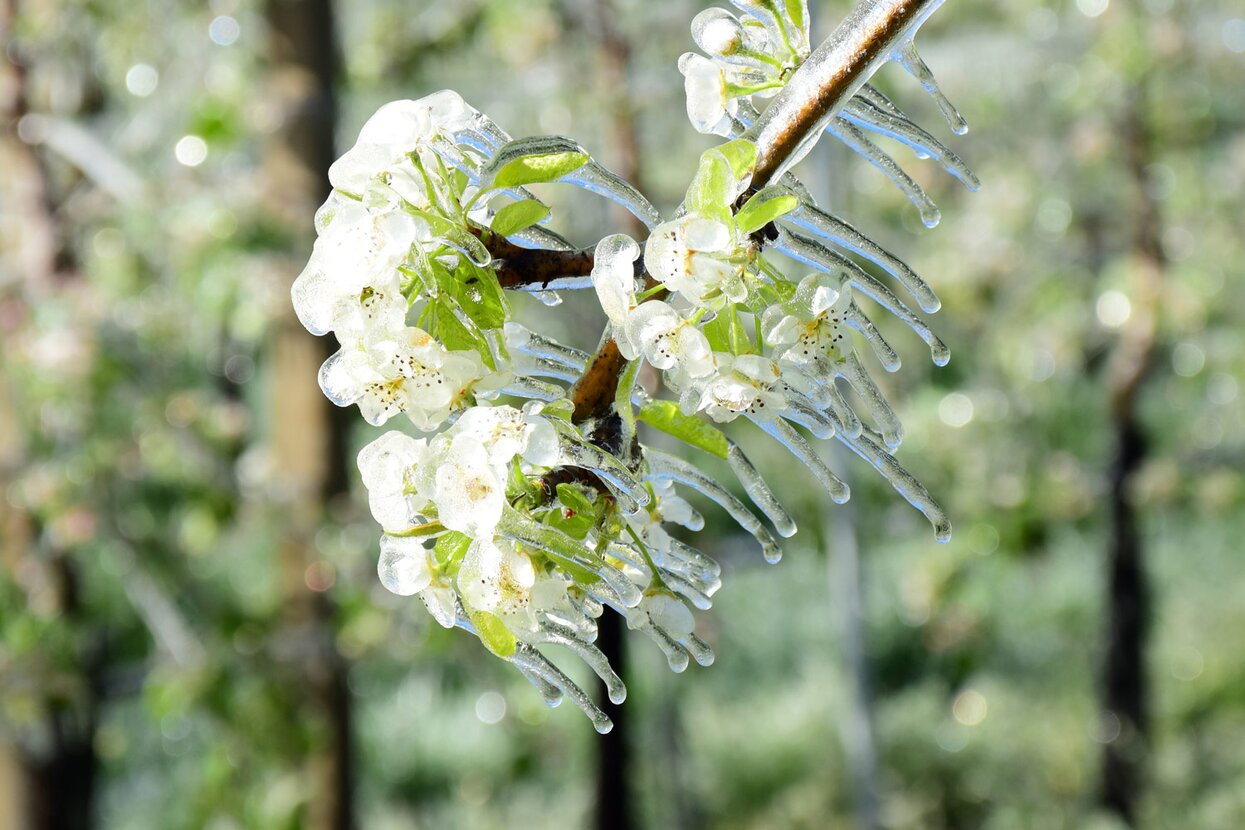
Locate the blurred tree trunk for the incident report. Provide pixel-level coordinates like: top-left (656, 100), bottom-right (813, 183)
top-left (1099, 70), bottom-right (1163, 826)
top-left (262, 2), bottom-right (355, 828)
top-left (1, 0), bottom-right (101, 825)
top-left (586, 2), bottom-right (641, 828)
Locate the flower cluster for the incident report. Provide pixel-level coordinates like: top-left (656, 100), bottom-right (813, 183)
top-left (294, 0), bottom-right (975, 731)
top-left (291, 91), bottom-right (513, 431)
top-left (680, 0), bottom-right (811, 135)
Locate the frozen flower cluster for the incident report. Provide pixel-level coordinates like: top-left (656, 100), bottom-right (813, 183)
top-left (680, 0), bottom-right (811, 135)
top-left (294, 0), bottom-right (975, 731)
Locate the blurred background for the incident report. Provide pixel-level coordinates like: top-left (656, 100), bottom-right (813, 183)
top-left (2, 0), bottom-right (1243, 828)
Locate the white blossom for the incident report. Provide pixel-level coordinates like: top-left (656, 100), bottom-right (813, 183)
top-left (377, 534), bottom-right (434, 596)
top-left (458, 537), bottom-right (540, 635)
top-left (357, 430), bottom-right (430, 532)
top-left (291, 202), bottom-right (418, 337)
top-left (686, 353), bottom-right (786, 422)
top-left (328, 90), bottom-right (478, 195)
top-left (622, 301), bottom-right (714, 385)
top-left (644, 215), bottom-right (748, 308)
top-left (319, 327), bottom-right (486, 429)
top-left (762, 273), bottom-right (852, 377)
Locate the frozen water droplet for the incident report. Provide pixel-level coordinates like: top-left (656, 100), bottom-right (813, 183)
top-left (377, 535), bottom-right (432, 596)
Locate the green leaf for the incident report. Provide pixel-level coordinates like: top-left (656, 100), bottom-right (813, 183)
top-left (493, 151), bottom-right (589, 189)
top-left (467, 609), bottom-right (517, 658)
top-left (434, 297), bottom-right (495, 369)
top-left (735, 186), bottom-right (799, 235)
top-left (702, 304), bottom-right (753, 355)
top-left (784, 0), bottom-right (807, 36)
top-left (638, 400), bottom-right (730, 459)
top-left (490, 199), bottom-right (550, 237)
top-left (686, 152), bottom-right (734, 223)
top-left (433, 531), bottom-right (472, 576)
top-left (715, 138), bottom-right (758, 183)
top-left (556, 483), bottom-right (597, 517)
top-left (453, 261), bottom-right (508, 330)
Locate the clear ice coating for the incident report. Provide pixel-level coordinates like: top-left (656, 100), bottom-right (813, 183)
top-left (895, 41), bottom-right (970, 136)
top-left (483, 135), bottom-right (662, 230)
top-left (511, 642), bottom-right (614, 733)
top-left (750, 416), bottom-right (851, 506)
top-left (786, 202), bottom-right (941, 313)
top-left (644, 448), bottom-right (785, 564)
top-left (775, 228), bottom-right (950, 366)
top-left (837, 427), bottom-right (952, 543)
top-left (842, 95), bottom-right (980, 190)
top-left (829, 119), bottom-right (941, 228)
top-left (726, 441), bottom-right (798, 537)
top-left (834, 352), bottom-right (904, 450)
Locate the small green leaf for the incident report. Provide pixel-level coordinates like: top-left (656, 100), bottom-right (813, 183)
top-left (556, 483), bottom-right (597, 517)
top-left (784, 0), bottom-right (807, 35)
top-left (702, 304), bottom-right (753, 355)
top-left (467, 609), bottom-right (517, 658)
top-left (453, 261), bottom-right (508, 330)
top-left (638, 400), bottom-right (730, 459)
top-left (542, 398), bottom-right (575, 422)
top-left (434, 297), bottom-right (495, 369)
top-left (686, 152), bottom-right (734, 223)
top-left (433, 531), bottom-right (472, 575)
top-left (735, 186), bottom-right (799, 235)
top-left (494, 151), bottom-right (589, 189)
top-left (715, 138), bottom-right (758, 183)
top-left (491, 198), bottom-right (550, 237)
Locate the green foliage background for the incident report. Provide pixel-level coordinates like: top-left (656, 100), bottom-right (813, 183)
top-left (1, 1), bottom-right (1242, 828)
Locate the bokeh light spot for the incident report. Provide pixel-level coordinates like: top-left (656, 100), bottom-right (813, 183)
top-left (209, 15), bottom-right (241, 46)
top-left (475, 691), bottom-right (507, 725)
top-left (1096, 290), bottom-right (1131, 329)
top-left (174, 135), bottom-right (208, 167)
top-left (125, 64), bottom-right (159, 97)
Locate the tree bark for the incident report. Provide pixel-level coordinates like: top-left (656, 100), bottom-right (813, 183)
top-left (262, 2), bottom-right (355, 827)
top-left (1099, 72), bottom-right (1163, 827)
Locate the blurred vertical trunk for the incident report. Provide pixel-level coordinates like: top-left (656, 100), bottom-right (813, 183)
top-left (585, 1), bottom-right (642, 827)
top-left (1, 0), bottom-right (100, 825)
top-left (826, 459), bottom-right (880, 830)
top-left (817, 131), bottom-right (880, 830)
top-left (1099, 73), bottom-right (1162, 825)
top-left (262, 2), bottom-right (354, 828)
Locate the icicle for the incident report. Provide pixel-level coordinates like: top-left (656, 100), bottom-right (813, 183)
top-left (836, 427), bottom-right (951, 542)
top-left (532, 290), bottom-right (565, 305)
top-left (513, 662), bottom-right (564, 708)
top-left (509, 352), bottom-right (580, 383)
top-left (777, 390), bottom-right (836, 439)
top-left (506, 224), bottom-right (576, 252)
top-left (894, 41), bottom-right (969, 136)
top-left (750, 416), bottom-right (851, 505)
top-left (845, 302), bottom-right (901, 372)
top-left (498, 508), bottom-right (644, 608)
top-left (563, 162), bottom-right (663, 231)
top-left (726, 441), bottom-right (797, 537)
top-left (533, 620), bottom-right (627, 704)
top-left (823, 380), bottom-right (864, 440)
top-left (555, 433), bottom-right (650, 515)
top-left (776, 228), bottom-right (950, 366)
top-left (511, 643), bottom-right (614, 733)
top-left (625, 610), bottom-right (692, 673)
top-left (785, 201), bottom-right (941, 313)
top-left (504, 322), bottom-right (590, 371)
top-left (496, 376), bottom-right (566, 402)
top-left (659, 570), bottom-right (716, 611)
top-left (833, 351), bottom-right (904, 450)
top-left (830, 118), bottom-right (941, 228)
top-left (841, 97), bottom-right (980, 190)
top-left (661, 538), bottom-right (721, 579)
top-left (644, 447), bottom-right (784, 564)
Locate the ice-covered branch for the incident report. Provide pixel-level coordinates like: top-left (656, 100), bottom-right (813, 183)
top-left (745, 0), bottom-right (948, 189)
